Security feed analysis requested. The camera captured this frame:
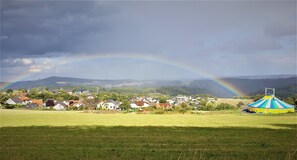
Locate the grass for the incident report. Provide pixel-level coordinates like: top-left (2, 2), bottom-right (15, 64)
top-left (1, 109), bottom-right (297, 159)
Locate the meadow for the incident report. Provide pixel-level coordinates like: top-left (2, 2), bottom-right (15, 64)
top-left (1, 109), bottom-right (296, 159)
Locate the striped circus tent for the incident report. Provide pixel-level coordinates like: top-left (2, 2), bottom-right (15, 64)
top-left (248, 95), bottom-right (295, 114)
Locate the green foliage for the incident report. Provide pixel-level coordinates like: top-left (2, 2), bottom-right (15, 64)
top-left (186, 106), bottom-right (193, 110)
top-left (205, 102), bottom-right (216, 111)
top-left (283, 95), bottom-right (297, 106)
top-left (252, 94), bottom-right (265, 102)
top-left (199, 99), bottom-right (208, 106)
top-left (119, 100), bottom-right (130, 110)
top-left (154, 108), bottom-right (165, 114)
top-left (180, 102), bottom-right (188, 109)
top-left (216, 103), bottom-right (234, 110)
top-left (83, 99), bottom-right (98, 110)
top-left (237, 101), bottom-right (244, 108)
top-left (198, 102), bottom-right (235, 111)
top-left (4, 104), bottom-right (16, 109)
top-left (178, 108), bottom-right (186, 114)
top-left (27, 89), bottom-right (79, 101)
top-left (4, 104), bottom-right (24, 109)
top-left (0, 93), bottom-right (9, 106)
top-left (158, 96), bottom-right (167, 103)
top-left (5, 89), bottom-right (13, 94)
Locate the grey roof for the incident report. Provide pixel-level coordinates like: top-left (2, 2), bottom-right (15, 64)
top-left (10, 97), bottom-right (23, 103)
top-left (25, 103), bottom-right (39, 109)
top-left (55, 101), bottom-right (68, 107)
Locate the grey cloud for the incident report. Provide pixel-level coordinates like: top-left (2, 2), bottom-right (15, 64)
top-left (2, 0), bottom-right (296, 59)
top-left (264, 22), bottom-right (296, 38)
top-left (1, 0), bottom-right (119, 58)
top-left (1, 1), bottom-right (296, 80)
top-left (218, 35), bottom-right (282, 54)
top-left (1, 58), bottom-right (35, 67)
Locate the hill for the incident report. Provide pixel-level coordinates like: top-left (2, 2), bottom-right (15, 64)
top-left (1, 76), bottom-right (296, 98)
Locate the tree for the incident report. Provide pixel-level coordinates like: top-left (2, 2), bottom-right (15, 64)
top-left (284, 97), bottom-right (294, 105)
top-left (199, 100), bottom-right (208, 107)
top-left (180, 102), bottom-right (188, 109)
top-left (120, 100), bottom-right (130, 110)
top-left (252, 94), bottom-right (265, 102)
top-left (237, 101), bottom-right (244, 108)
top-left (6, 89), bottom-right (13, 94)
top-left (83, 99), bottom-right (98, 110)
top-left (216, 103), bottom-right (233, 110)
top-left (0, 93), bottom-right (9, 107)
top-left (159, 96), bottom-right (167, 103)
top-left (206, 102), bottom-right (216, 111)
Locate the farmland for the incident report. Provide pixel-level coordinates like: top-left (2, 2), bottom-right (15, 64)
top-left (1, 110), bottom-right (297, 159)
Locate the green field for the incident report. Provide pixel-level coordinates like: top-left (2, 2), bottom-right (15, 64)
top-left (1, 110), bottom-right (296, 159)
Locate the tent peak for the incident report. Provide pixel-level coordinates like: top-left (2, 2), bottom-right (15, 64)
top-left (265, 88), bottom-right (275, 96)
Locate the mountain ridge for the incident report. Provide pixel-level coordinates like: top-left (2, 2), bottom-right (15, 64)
top-left (1, 75), bottom-right (296, 98)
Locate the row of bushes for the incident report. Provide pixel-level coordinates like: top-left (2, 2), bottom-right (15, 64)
top-left (2, 104), bottom-right (25, 109)
top-left (138, 102), bottom-right (238, 114)
top-left (198, 102), bottom-right (237, 111)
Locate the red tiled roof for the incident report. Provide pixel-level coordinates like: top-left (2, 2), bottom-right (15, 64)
top-left (135, 101), bottom-right (144, 106)
top-left (31, 99), bottom-right (43, 107)
top-left (158, 103), bottom-right (170, 108)
top-left (19, 96), bottom-right (30, 101)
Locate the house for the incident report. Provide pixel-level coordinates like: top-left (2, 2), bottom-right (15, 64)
top-left (176, 95), bottom-right (189, 104)
top-left (69, 100), bottom-right (79, 106)
top-left (19, 96), bottom-right (30, 104)
top-left (62, 100), bottom-right (69, 105)
top-left (24, 103), bottom-right (39, 109)
top-left (53, 101), bottom-right (68, 110)
top-left (69, 100), bottom-right (84, 109)
top-left (130, 103), bottom-right (138, 109)
top-left (87, 95), bottom-right (95, 99)
top-left (74, 90), bottom-right (90, 95)
top-left (31, 99), bottom-right (43, 107)
top-left (97, 100), bottom-right (119, 110)
top-left (156, 103), bottom-right (171, 109)
top-left (207, 97), bottom-right (216, 102)
top-left (44, 99), bottom-right (55, 107)
top-left (166, 99), bottom-right (175, 105)
top-left (97, 101), bottom-right (104, 109)
top-left (73, 102), bottom-right (84, 109)
top-left (130, 101), bottom-right (150, 109)
top-left (6, 97), bottom-right (23, 105)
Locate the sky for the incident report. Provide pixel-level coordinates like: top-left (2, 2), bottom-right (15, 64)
top-left (1, 0), bottom-right (296, 82)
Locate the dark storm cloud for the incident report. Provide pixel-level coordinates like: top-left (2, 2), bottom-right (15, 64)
top-left (2, 0), bottom-right (296, 58)
top-left (1, 0), bottom-right (296, 81)
top-left (264, 22), bottom-right (296, 38)
top-left (1, 0), bottom-right (119, 58)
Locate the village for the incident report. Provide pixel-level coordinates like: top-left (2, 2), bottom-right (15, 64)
top-left (1, 88), bottom-right (230, 112)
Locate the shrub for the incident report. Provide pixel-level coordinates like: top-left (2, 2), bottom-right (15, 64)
top-left (237, 101), bottom-right (244, 108)
top-left (178, 108), bottom-right (186, 114)
top-left (154, 109), bottom-right (165, 114)
top-left (4, 104), bottom-right (16, 109)
top-left (143, 106), bottom-right (155, 112)
top-left (206, 102), bottom-right (216, 111)
top-left (216, 103), bottom-right (234, 110)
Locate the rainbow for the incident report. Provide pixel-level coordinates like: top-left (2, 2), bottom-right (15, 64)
top-left (0, 53), bottom-right (245, 96)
